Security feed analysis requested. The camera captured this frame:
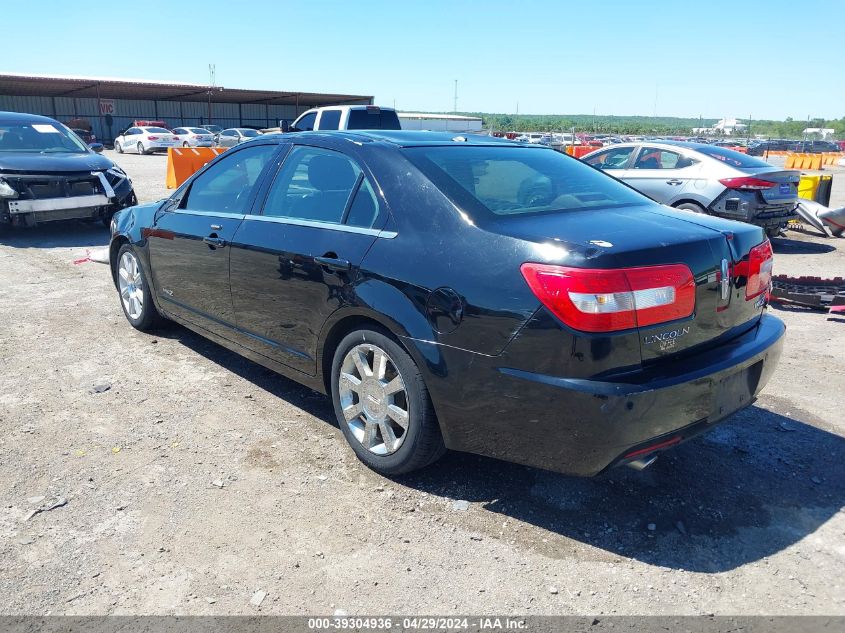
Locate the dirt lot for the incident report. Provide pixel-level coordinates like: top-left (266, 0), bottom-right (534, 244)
top-left (0, 150), bottom-right (843, 616)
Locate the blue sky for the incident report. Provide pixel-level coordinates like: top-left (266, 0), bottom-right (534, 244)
top-left (2, 0), bottom-right (843, 120)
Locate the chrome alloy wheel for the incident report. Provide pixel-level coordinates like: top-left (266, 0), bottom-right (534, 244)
top-left (339, 343), bottom-right (409, 456)
top-left (118, 251), bottom-right (144, 320)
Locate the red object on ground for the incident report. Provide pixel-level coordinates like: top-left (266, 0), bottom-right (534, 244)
top-left (73, 250), bottom-right (92, 265)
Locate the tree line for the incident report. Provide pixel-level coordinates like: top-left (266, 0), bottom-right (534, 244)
top-left (465, 113), bottom-right (845, 139)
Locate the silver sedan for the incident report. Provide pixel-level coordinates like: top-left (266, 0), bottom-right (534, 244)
top-left (171, 127), bottom-right (215, 148)
top-left (582, 141), bottom-right (799, 236)
top-left (216, 128), bottom-right (262, 147)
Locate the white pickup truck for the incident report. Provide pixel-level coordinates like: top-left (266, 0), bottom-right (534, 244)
top-left (286, 105), bottom-right (401, 132)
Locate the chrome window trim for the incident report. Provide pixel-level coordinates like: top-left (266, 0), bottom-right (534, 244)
top-left (243, 214), bottom-right (397, 238)
top-left (171, 210), bottom-right (246, 220)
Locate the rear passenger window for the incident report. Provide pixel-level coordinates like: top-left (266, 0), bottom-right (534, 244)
top-left (318, 110), bottom-right (342, 130)
top-left (345, 179), bottom-right (379, 228)
top-left (633, 148), bottom-right (683, 169)
top-left (262, 146), bottom-right (378, 227)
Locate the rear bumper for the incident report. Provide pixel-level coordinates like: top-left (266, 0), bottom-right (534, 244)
top-left (422, 314), bottom-right (785, 476)
top-left (710, 190), bottom-right (798, 229)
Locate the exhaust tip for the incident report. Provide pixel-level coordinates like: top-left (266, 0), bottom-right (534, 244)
top-left (625, 455), bottom-right (658, 471)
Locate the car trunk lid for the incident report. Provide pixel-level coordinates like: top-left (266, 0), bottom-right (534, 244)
top-left (739, 168), bottom-right (800, 204)
top-left (492, 203), bottom-right (770, 362)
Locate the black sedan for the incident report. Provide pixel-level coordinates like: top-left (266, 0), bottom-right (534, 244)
top-left (0, 111), bottom-right (135, 229)
top-left (109, 131), bottom-right (784, 476)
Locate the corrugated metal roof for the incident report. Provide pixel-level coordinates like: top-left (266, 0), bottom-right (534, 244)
top-left (0, 72), bottom-right (372, 107)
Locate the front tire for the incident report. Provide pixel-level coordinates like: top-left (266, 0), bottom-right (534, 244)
top-left (116, 244), bottom-right (162, 331)
top-left (331, 328), bottom-right (445, 475)
top-left (115, 140), bottom-right (123, 154)
top-left (183, 142), bottom-right (189, 147)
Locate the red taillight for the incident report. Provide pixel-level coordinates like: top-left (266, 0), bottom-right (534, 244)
top-left (147, 136), bottom-right (159, 140)
top-left (741, 240), bottom-right (774, 300)
top-left (520, 263), bottom-right (696, 333)
top-left (719, 177), bottom-right (776, 190)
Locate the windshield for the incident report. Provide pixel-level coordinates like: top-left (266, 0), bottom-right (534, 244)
top-left (145, 127), bottom-right (171, 134)
top-left (190, 128), bottom-right (210, 134)
top-left (241, 129), bottom-right (261, 137)
top-left (0, 121), bottom-right (89, 153)
top-left (694, 145), bottom-right (771, 168)
top-left (404, 145), bottom-right (649, 221)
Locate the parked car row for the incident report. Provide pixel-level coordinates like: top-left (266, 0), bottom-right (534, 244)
top-left (113, 124), bottom-right (265, 154)
top-left (747, 139), bottom-right (842, 156)
top-left (497, 133), bottom-right (844, 154)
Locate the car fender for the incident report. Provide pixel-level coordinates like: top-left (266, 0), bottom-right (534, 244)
top-left (315, 277), bottom-right (444, 382)
top-left (108, 202), bottom-right (166, 311)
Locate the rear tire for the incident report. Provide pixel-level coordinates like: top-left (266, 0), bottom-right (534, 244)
top-left (331, 328), bottom-right (445, 475)
top-left (674, 201), bottom-right (708, 214)
top-left (137, 142), bottom-right (145, 155)
top-left (183, 142), bottom-right (189, 147)
top-left (115, 244), bottom-right (163, 331)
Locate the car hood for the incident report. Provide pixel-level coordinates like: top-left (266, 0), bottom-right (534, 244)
top-left (0, 152), bottom-right (114, 174)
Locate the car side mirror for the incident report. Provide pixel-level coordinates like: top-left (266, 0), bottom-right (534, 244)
top-left (89, 143), bottom-right (104, 153)
top-left (281, 120), bottom-right (291, 133)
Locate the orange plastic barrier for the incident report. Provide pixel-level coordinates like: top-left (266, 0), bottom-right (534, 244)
top-left (166, 146), bottom-right (229, 189)
top-left (564, 145), bottom-right (595, 159)
top-left (784, 151), bottom-right (845, 170)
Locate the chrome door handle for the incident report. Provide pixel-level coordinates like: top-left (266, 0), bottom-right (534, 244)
top-left (210, 224), bottom-right (222, 230)
top-left (666, 179), bottom-right (683, 185)
top-left (315, 256), bottom-right (351, 272)
top-left (203, 236), bottom-right (227, 248)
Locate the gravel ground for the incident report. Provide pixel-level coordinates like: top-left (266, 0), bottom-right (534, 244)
top-left (0, 150), bottom-right (843, 615)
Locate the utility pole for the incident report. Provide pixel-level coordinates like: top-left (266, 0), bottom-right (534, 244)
top-left (453, 79), bottom-right (458, 114)
top-left (207, 64), bottom-right (216, 126)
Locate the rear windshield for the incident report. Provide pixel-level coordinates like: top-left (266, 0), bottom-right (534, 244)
top-left (240, 129), bottom-right (260, 137)
top-left (404, 145), bottom-right (649, 221)
top-left (190, 128), bottom-right (210, 134)
top-left (0, 121), bottom-right (88, 153)
top-left (347, 109), bottom-right (402, 130)
top-left (695, 146), bottom-right (770, 168)
top-left (145, 127), bottom-right (171, 134)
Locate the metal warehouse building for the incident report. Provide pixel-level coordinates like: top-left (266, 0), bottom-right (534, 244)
top-left (0, 72), bottom-right (373, 142)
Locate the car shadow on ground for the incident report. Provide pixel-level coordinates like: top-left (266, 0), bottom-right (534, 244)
top-left (771, 236), bottom-right (837, 255)
top-left (167, 323), bottom-right (844, 574)
top-left (0, 221), bottom-right (110, 249)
